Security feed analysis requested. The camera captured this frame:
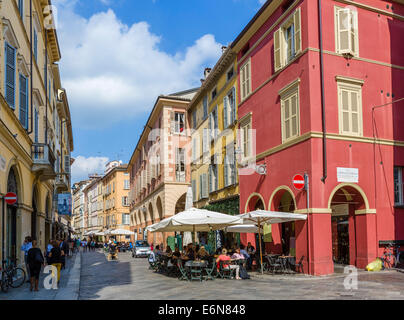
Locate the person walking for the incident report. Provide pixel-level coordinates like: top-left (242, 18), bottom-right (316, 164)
top-left (48, 240), bottom-right (64, 283)
top-left (45, 240), bottom-right (53, 265)
top-left (20, 236), bottom-right (32, 282)
top-left (60, 239), bottom-right (68, 270)
top-left (27, 240), bottom-right (44, 291)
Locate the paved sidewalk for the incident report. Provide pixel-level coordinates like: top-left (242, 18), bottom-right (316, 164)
top-left (0, 251), bottom-right (81, 300)
top-left (79, 251), bottom-right (404, 300)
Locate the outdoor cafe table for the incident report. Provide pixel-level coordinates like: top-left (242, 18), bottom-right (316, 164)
top-left (279, 255), bottom-right (295, 273)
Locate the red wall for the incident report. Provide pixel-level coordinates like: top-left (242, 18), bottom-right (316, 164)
top-left (237, 0), bottom-right (404, 275)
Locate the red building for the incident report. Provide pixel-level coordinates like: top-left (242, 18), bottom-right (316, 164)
top-left (232, 0), bottom-right (404, 275)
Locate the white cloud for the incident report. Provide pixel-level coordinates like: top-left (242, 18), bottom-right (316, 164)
top-left (53, 2), bottom-right (223, 129)
top-left (71, 156), bottom-right (109, 182)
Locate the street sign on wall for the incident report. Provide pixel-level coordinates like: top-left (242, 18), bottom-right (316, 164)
top-left (293, 174), bottom-right (305, 190)
top-left (5, 192), bottom-right (17, 205)
top-left (337, 167), bottom-right (359, 183)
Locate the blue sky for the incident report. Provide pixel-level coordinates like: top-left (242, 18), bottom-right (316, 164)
top-left (53, 0), bottom-right (266, 182)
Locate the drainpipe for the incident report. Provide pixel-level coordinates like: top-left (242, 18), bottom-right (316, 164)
top-left (45, 29), bottom-right (48, 145)
top-left (318, 0), bottom-right (327, 183)
top-left (28, 0), bottom-right (33, 134)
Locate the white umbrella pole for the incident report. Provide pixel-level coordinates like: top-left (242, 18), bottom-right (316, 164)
top-left (258, 219), bottom-right (263, 274)
top-left (193, 225), bottom-right (196, 244)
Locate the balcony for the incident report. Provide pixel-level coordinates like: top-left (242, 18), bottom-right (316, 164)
top-left (31, 143), bottom-right (56, 180)
top-left (56, 173), bottom-right (70, 192)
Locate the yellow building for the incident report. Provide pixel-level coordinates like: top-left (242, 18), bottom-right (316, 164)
top-left (0, 0), bottom-right (73, 263)
top-left (102, 161), bottom-right (131, 241)
top-left (188, 47), bottom-right (239, 216)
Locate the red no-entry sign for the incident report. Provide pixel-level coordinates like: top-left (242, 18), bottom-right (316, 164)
top-left (293, 174), bottom-right (305, 190)
top-left (5, 192), bottom-right (17, 205)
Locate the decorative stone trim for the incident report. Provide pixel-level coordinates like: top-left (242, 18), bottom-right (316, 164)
top-left (355, 209), bottom-right (377, 215)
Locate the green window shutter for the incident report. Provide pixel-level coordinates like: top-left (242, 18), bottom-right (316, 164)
top-left (19, 74), bottom-right (28, 129)
top-left (5, 43), bottom-right (16, 109)
top-left (223, 96), bottom-right (228, 128)
top-left (208, 165), bottom-right (212, 193)
top-left (231, 87), bottom-right (236, 124)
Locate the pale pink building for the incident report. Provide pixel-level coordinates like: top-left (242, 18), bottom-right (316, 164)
top-left (128, 89), bottom-right (198, 245)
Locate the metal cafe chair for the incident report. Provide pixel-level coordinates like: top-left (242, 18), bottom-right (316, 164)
top-left (218, 260), bottom-right (235, 279)
top-left (203, 257), bottom-right (216, 281)
top-left (177, 260), bottom-right (189, 281)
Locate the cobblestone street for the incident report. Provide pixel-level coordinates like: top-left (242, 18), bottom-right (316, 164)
top-left (78, 251), bottom-right (404, 300)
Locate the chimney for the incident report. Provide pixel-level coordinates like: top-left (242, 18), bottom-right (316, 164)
top-left (221, 46), bottom-right (227, 53)
top-left (204, 68), bottom-right (211, 79)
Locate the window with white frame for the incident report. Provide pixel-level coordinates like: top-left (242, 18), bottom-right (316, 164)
top-left (173, 112), bottom-right (185, 134)
top-left (279, 79), bottom-right (300, 143)
top-left (203, 96), bottom-right (208, 120)
top-left (175, 148), bottom-right (186, 182)
top-left (124, 179), bottom-right (130, 190)
top-left (122, 214), bottom-right (130, 225)
top-left (223, 87), bottom-right (236, 128)
top-left (274, 7), bottom-right (301, 72)
top-left (394, 167), bottom-right (404, 206)
top-left (209, 107), bottom-right (218, 142)
top-left (209, 161), bottom-right (218, 193)
top-left (240, 59), bottom-right (252, 101)
top-left (224, 144), bottom-right (236, 187)
top-left (239, 115), bottom-right (252, 161)
top-left (335, 6), bottom-right (359, 57)
top-left (337, 77), bottom-right (363, 136)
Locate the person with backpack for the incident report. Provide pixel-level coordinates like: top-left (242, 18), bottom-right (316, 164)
top-left (48, 240), bottom-right (64, 283)
top-left (27, 240), bottom-right (44, 291)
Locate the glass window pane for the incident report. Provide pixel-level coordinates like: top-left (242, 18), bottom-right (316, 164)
top-left (351, 92), bottom-right (358, 112)
top-left (352, 113), bottom-right (358, 133)
top-left (342, 90), bottom-right (349, 110)
top-left (291, 95), bottom-right (297, 115)
top-left (292, 116), bottom-right (297, 136)
top-left (284, 100), bottom-right (290, 119)
top-left (285, 119), bottom-right (290, 139)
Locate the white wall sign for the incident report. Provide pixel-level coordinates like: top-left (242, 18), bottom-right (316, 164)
top-left (0, 154), bottom-right (6, 172)
top-left (337, 167), bottom-right (359, 183)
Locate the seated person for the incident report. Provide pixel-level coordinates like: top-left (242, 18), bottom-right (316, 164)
top-left (172, 246), bottom-right (181, 259)
top-left (154, 245), bottom-right (162, 256)
top-left (165, 246), bottom-right (173, 256)
top-left (197, 246), bottom-right (210, 259)
top-left (240, 244), bottom-right (250, 260)
top-left (216, 249), bottom-right (241, 280)
top-left (148, 250), bottom-right (156, 263)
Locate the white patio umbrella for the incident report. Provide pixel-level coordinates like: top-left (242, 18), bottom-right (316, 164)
top-left (110, 229), bottom-right (135, 235)
top-left (239, 210), bottom-right (307, 274)
top-left (225, 224), bottom-right (263, 233)
top-left (148, 208), bottom-right (243, 237)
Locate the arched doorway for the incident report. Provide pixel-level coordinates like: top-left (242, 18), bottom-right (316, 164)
top-left (173, 193), bottom-right (187, 249)
top-left (32, 186), bottom-right (39, 241)
top-left (329, 184), bottom-right (367, 266)
top-left (6, 167), bottom-right (19, 261)
top-left (148, 203), bottom-right (155, 244)
top-left (156, 197), bottom-right (163, 221)
top-left (269, 187), bottom-right (297, 256)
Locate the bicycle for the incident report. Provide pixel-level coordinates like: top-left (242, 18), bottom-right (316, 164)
top-left (1, 259), bottom-right (26, 289)
top-left (0, 265), bottom-right (9, 293)
top-left (380, 243), bottom-right (399, 269)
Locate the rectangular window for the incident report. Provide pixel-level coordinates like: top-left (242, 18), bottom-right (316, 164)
top-left (201, 173), bottom-right (208, 199)
top-left (202, 128), bottom-right (209, 154)
top-left (5, 43), bottom-right (16, 109)
top-left (223, 87), bottom-right (236, 128)
top-left (64, 155), bottom-right (70, 173)
top-left (192, 180), bottom-right (196, 202)
top-left (209, 107), bottom-right (218, 142)
top-left (240, 59), bottom-right (251, 101)
top-left (240, 117), bottom-right (252, 161)
top-left (122, 196), bottom-right (129, 207)
top-left (124, 180), bottom-right (130, 190)
top-left (122, 214), bottom-right (130, 225)
top-left (209, 162), bottom-right (218, 193)
top-left (394, 167), bottom-right (404, 206)
top-left (203, 96), bottom-right (208, 119)
top-left (280, 79), bottom-right (300, 143)
top-left (19, 74), bottom-right (28, 129)
top-left (34, 29), bottom-right (38, 61)
top-left (192, 110), bottom-right (197, 129)
top-left (227, 66), bottom-right (234, 81)
top-left (274, 7), bottom-right (302, 72)
top-left (19, 0), bottom-right (24, 19)
top-left (175, 148), bottom-right (186, 182)
top-left (224, 144), bottom-right (236, 187)
top-left (173, 112), bottom-right (185, 134)
top-left (337, 79), bottom-right (363, 136)
top-left (211, 88), bottom-right (217, 101)
top-left (335, 6), bottom-right (359, 57)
